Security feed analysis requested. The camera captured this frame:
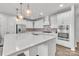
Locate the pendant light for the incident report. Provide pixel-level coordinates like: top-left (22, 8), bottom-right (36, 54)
top-left (16, 3), bottom-right (23, 21)
top-left (26, 3), bottom-right (32, 16)
top-left (16, 3), bottom-right (32, 21)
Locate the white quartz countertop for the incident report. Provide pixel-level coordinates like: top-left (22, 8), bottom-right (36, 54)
top-left (3, 32), bottom-right (57, 56)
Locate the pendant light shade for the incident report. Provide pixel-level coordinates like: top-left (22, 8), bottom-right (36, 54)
top-left (16, 15), bottom-right (23, 19)
top-left (26, 3), bottom-right (32, 16)
top-left (26, 9), bottom-right (32, 16)
top-left (16, 3), bottom-right (23, 21)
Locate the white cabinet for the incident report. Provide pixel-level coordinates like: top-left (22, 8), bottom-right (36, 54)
top-left (57, 11), bottom-right (72, 25)
top-left (16, 20), bottom-right (33, 28)
top-left (23, 44), bottom-right (49, 56)
top-left (23, 21), bottom-right (33, 28)
top-left (37, 44), bottom-right (48, 56)
top-left (44, 16), bottom-right (50, 25)
top-left (29, 46), bottom-right (38, 56)
top-left (24, 39), bottom-right (56, 56)
top-left (34, 16), bottom-right (50, 28)
top-left (35, 19), bottom-right (43, 28)
top-left (50, 15), bottom-right (57, 28)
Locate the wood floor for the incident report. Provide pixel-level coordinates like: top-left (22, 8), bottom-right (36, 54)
top-left (0, 43), bottom-right (79, 56)
top-left (56, 43), bottom-right (79, 56)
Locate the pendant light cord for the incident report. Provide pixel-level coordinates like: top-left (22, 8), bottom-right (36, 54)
top-left (16, 8), bottom-right (19, 16)
top-left (20, 3), bottom-right (23, 16)
top-left (27, 3), bottom-right (30, 9)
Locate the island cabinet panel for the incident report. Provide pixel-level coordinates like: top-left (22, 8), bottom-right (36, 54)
top-left (24, 39), bottom-right (56, 56)
top-left (24, 44), bottom-right (48, 56)
top-left (37, 43), bottom-right (48, 56)
top-left (23, 50), bottom-right (29, 56)
top-left (29, 46), bottom-right (38, 56)
top-left (48, 39), bottom-right (56, 56)
top-left (37, 39), bottom-right (56, 56)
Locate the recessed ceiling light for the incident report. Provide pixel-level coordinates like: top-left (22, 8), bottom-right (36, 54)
top-left (40, 12), bottom-right (43, 16)
top-left (59, 4), bottom-right (63, 7)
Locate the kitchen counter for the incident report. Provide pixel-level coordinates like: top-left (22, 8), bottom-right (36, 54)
top-left (3, 32), bottom-right (57, 56)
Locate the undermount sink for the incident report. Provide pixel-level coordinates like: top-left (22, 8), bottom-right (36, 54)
top-left (31, 31), bottom-right (53, 36)
top-left (43, 31), bottom-right (52, 33)
top-left (32, 32), bottom-right (39, 35)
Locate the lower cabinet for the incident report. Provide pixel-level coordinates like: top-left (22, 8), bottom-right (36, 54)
top-left (37, 44), bottom-right (48, 56)
top-left (24, 39), bottom-right (56, 56)
top-left (24, 44), bottom-right (48, 56)
top-left (29, 46), bottom-right (38, 56)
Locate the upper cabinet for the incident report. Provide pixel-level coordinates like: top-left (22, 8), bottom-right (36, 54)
top-left (25, 21), bottom-right (33, 28)
top-left (0, 14), bottom-right (7, 37)
top-left (50, 15), bottom-right (57, 28)
top-left (15, 11), bottom-right (72, 29)
top-left (16, 20), bottom-right (33, 28)
top-left (16, 16), bottom-right (51, 28)
top-left (57, 11), bottom-right (72, 25)
top-left (35, 16), bottom-right (50, 28)
top-left (44, 16), bottom-right (50, 25)
top-left (35, 19), bottom-right (44, 28)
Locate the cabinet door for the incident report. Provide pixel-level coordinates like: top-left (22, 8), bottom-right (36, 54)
top-left (25, 21), bottom-right (33, 28)
top-left (57, 11), bottom-right (72, 25)
top-left (57, 13), bottom-right (64, 25)
top-left (63, 11), bottom-right (72, 24)
top-left (50, 15), bottom-right (57, 28)
top-left (16, 20), bottom-right (33, 28)
top-left (29, 46), bottom-right (38, 56)
top-left (35, 19), bottom-right (43, 28)
top-left (44, 16), bottom-right (49, 25)
top-left (38, 44), bottom-right (48, 56)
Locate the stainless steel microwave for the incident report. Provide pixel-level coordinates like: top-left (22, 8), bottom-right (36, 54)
top-left (58, 33), bottom-right (69, 39)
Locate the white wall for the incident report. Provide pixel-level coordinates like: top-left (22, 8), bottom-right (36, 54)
top-left (0, 14), bottom-right (7, 37)
top-left (16, 20), bottom-right (35, 28)
top-left (7, 16), bottom-right (16, 34)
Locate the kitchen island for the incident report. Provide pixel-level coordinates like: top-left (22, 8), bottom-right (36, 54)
top-left (3, 32), bottom-right (57, 56)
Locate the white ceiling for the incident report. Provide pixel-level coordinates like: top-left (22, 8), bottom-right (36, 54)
top-left (0, 3), bottom-right (76, 18)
